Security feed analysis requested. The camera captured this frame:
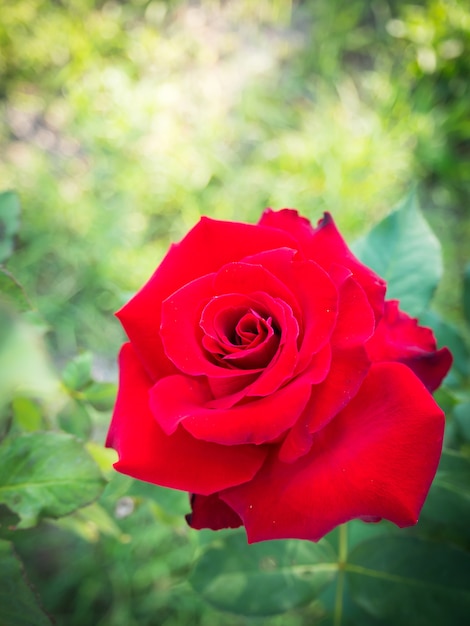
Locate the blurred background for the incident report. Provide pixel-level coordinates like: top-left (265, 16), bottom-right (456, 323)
top-left (0, 0), bottom-right (469, 624)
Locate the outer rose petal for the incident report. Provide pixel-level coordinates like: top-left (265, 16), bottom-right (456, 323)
top-left (118, 216), bottom-right (299, 380)
top-left (259, 209), bottom-right (386, 321)
top-left (149, 372), bottom-right (313, 445)
top-left (106, 343), bottom-right (267, 495)
top-left (259, 208), bottom-right (318, 253)
top-left (367, 300), bottom-right (452, 391)
top-left (186, 494), bottom-right (242, 530)
top-left (221, 362), bottom-right (444, 543)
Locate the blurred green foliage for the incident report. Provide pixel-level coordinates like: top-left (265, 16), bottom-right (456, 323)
top-left (0, 0), bottom-right (469, 625)
top-left (1, 0), bottom-right (468, 356)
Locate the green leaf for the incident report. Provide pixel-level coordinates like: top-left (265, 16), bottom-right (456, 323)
top-left (416, 448), bottom-right (470, 546)
top-left (85, 441), bottom-right (118, 478)
top-left (58, 400), bottom-right (93, 440)
top-left (347, 536), bottom-right (470, 626)
top-left (353, 193), bottom-right (442, 317)
top-left (0, 190), bottom-right (21, 264)
top-left (128, 481), bottom-right (189, 514)
top-left (189, 531), bottom-right (337, 616)
top-left (454, 402), bottom-right (470, 443)
top-left (0, 432), bottom-right (105, 528)
top-left (0, 539), bottom-right (52, 626)
top-left (11, 397), bottom-right (44, 432)
top-left (62, 352), bottom-right (93, 392)
top-left (52, 502), bottom-right (122, 542)
top-left (0, 268), bottom-right (32, 312)
top-left (81, 381), bottom-right (117, 411)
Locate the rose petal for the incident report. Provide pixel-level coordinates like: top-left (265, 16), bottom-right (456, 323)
top-left (161, 273), bottom-right (232, 376)
top-left (401, 348), bottom-right (452, 392)
top-left (200, 295), bottom-right (280, 369)
top-left (258, 208), bottom-right (317, 252)
top-left (118, 216), bottom-right (299, 379)
top-left (149, 372), bottom-right (313, 445)
top-left (222, 362), bottom-right (444, 542)
top-left (278, 345), bottom-right (370, 462)
top-left (161, 263), bottom-right (302, 404)
top-left (244, 248), bottom-right (338, 372)
top-left (259, 209), bottom-right (386, 322)
top-left (331, 275), bottom-right (375, 349)
top-left (160, 263), bottom-right (300, 383)
top-left (367, 300), bottom-right (453, 391)
top-left (106, 343), bottom-right (267, 494)
top-left (207, 341), bottom-right (331, 410)
top-left (310, 213), bottom-right (386, 321)
top-left (186, 493), bottom-right (242, 530)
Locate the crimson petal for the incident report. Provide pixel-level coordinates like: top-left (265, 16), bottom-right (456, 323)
top-left (118, 216), bottom-right (299, 379)
top-left (331, 275), bottom-right (375, 349)
top-left (367, 300), bottom-right (453, 391)
top-left (222, 362), bottom-right (444, 542)
top-left (149, 372), bottom-right (313, 445)
top-left (244, 248), bottom-right (338, 372)
top-left (106, 343), bottom-right (267, 494)
top-left (186, 493), bottom-right (242, 530)
top-left (259, 209), bottom-right (386, 322)
top-left (279, 345), bottom-right (370, 462)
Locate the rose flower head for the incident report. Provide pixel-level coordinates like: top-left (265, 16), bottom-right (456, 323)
top-left (106, 209), bottom-right (452, 543)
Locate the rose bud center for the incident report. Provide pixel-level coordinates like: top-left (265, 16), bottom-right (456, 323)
top-left (200, 296), bottom-right (281, 370)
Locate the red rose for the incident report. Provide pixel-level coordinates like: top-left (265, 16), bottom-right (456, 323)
top-left (106, 209), bottom-right (451, 542)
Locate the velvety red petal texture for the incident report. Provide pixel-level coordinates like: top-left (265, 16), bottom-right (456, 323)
top-left (258, 208), bottom-right (317, 254)
top-left (106, 343), bottom-right (267, 494)
top-left (149, 373), bottom-right (313, 445)
top-left (160, 263), bottom-right (300, 389)
top-left (108, 208), bottom-right (451, 544)
top-left (244, 248), bottom-right (338, 371)
top-left (278, 345), bottom-right (370, 462)
top-left (117, 217), bottom-right (299, 380)
top-left (259, 209), bottom-right (386, 322)
top-left (187, 494), bottom-right (242, 530)
top-left (330, 275), bottom-right (375, 349)
top-left (221, 362), bottom-right (444, 543)
top-left (367, 300), bottom-right (452, 391)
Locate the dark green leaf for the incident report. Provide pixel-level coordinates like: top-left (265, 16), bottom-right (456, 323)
top-left (81, 382), bottom-right (117, 411)
top-left (347, 536), bottom-right (470, 626)
top-left (0, 190), bottom-right (21, 264)
top-left (353, 193), bottom-right (442, 317)
top-left (415, 449), bottom-right (470, 546)
top-left (454, 402), bottom-right (470, 443)
top-left (62, 352), bottom-right (93, 391)
top-left (0, 504), bottom-right (20, 539)
top-left (189, 531), bottom-right (337, 616)
top-left (0, 432), bottom-right (105, 528)
top-left (0, 539), bottom-right (52, 626)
